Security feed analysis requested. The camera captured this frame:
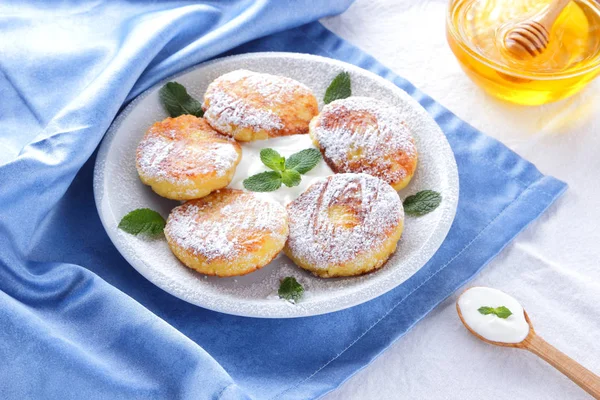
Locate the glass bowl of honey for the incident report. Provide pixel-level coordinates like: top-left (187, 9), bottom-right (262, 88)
top-left (447, 0), bottom-right (600, 105)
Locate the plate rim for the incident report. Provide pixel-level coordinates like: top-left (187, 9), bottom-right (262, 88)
top-left (93, 51), bottom-right (459, 318)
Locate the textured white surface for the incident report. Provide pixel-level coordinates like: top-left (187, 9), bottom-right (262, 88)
top-left (322, 0), bottom-right (600, 399)
top-left (94, 53), bottom-right (459, 318)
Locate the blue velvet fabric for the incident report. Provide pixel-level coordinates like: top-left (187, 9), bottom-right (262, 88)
top-left (0, 2), bottom-right (566, 399)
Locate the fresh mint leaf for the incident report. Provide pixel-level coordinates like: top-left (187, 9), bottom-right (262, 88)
top-left (260, 148), bottom-right (285, 172)
top-left (281, 169), bottom-right (301, 187)
top-left (493, 306), bottom-right (512, 319)
top-left (159, 81), bottom-right (204, 118)
top-left (285, 148), bottom-right (322, 174)
top-left (243, 171), bottom-right (282, 192)
top-left (403, 190), bottom-right (442, 216)
top-left (478, 306), bottom-right (513, 319)
top-left (118, 208), bottom-right (166, 237)
top-left (324, 71), bottom-right (351, 104)
top-left (477, 307), bottom-right (495, 315)
top-left (278, 277), bottom-right (304, 302)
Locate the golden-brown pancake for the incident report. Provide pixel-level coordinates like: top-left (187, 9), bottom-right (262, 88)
top-left (309, 96), bottom-right (418, 190)
top-left (202, 69), bottom-right (318, 141)
top-left (284, 173), bottom-right (404, 278)
top-left (165, 189), bottom-right (288, 277)
top-left (136, 115), bottom-right (241, 200)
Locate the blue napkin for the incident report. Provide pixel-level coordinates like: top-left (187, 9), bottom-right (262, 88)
top-left (0, 2), bottom-right (566, 399)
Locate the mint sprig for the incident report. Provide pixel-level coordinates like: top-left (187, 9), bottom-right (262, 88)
top-left (278, 277), bottom-right (304, 303)
top-left (478, 306), bottom-right (513, 319)
top-left (324, 71), bottom-right (351, 104)
top-left (159, 81), bottom-right (204, 118)
top-left (243, 148), bottom-right (321, 192)
top-left (118, 208), bottom-right (166, 237)
top-left (403, 190), bottom-right (442, 217)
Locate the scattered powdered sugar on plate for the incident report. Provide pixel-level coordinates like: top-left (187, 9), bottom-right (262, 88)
top-left (286, 173), bottom-right (403, 269)
top-left (311, 96), bottom-right (417, 185)
top-left (94, 53), bottom-right (459, 318)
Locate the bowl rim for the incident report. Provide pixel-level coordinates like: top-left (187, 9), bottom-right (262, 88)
top-left (446, 0), bottom-right (600, 80)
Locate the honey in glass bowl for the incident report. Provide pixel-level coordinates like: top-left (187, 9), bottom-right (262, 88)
top-left (447, 0), bottom-right (600, 105)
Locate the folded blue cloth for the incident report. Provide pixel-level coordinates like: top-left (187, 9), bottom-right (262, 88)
top-left (0, 2), bottom-right (566, 399)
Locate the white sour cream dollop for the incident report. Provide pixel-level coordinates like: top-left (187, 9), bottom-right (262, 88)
top-left (458, 287), bottom-right (530, 343)
top-left (229, 134), bottom-right (333, 205)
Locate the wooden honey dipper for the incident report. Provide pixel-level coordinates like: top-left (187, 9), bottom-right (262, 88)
top-left (504, 0), bottom-right (570, 59)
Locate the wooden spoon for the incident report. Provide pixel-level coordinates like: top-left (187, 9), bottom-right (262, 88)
top-left (504, 0), bottom-right (570, 59)
top-left (456, 291), bottom-right (600, 399)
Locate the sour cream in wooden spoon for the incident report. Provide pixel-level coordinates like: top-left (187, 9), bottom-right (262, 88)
top-left (457, 287), bottom-right (530, 343)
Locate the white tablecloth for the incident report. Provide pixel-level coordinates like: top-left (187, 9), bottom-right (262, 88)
top-left (321, 1), bottom-right (600, 398)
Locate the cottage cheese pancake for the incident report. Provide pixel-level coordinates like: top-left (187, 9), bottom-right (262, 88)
top-left (136, 115), bottom-right (241, 200)
top-left (310, 96), bottom-right (418, 190)
top-left (284, 173), bottom-right (404, 278)
top-left (165, 189), bottom-right (288, 277)
top-left (202, 69), bottom-right (318, 141)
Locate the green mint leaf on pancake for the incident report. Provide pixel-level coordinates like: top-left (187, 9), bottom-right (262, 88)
top-left (159, 81), bottom-right (204, 118)
top-left (324, 71), bottom-right (351, 104)
top-left (478, 306), bottom-right (513, 319)
top-left (243, 171), bottom-right (282, 192)
top-left (118, 208), bottom-right (166, 237)
top-left (285, 148), bottom-right (321, 174)
top-left (403, 190), bottom-right (442, 216)
top-left (281, 169), bottom-right (302, 187)
top-left (278, 277), bottom-right (304, 303)
top-left (260, 148), bottom-right (285, 172)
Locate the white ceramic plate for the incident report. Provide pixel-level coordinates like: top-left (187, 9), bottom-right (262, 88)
top-left (94, 52), bottom-right (459, 318)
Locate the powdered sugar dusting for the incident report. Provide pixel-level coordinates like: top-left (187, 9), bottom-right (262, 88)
top-left (137, 135), bottom-right (177, 181)
top-left (136, 116), bottom-right (240, 184)
top-left (218, 69), bottom-right (253, 83)
top-left (202, 69), bottom-right (315, 134)
top-left (312, 96), bottom-right (417, 185)
top-left (165, 190), bottom-right (287, 261)
top-left (204, 90), bottom-right (283, 133)
top-left (286, 173), bottom-right (403, 269)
